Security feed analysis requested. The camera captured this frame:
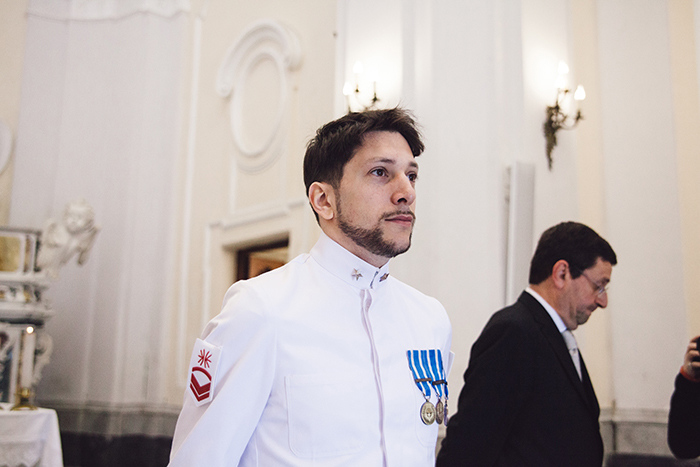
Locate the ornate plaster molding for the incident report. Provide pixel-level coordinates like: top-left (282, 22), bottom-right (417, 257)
top-left (216, 19), bottom-right (302, 174)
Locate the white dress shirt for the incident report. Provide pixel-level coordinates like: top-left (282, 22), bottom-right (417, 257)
top-left (169, 232), bottom-right (453, 466)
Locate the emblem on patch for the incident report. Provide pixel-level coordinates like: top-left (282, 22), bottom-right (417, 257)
top-left (187, 339), bottom-right (222, 406)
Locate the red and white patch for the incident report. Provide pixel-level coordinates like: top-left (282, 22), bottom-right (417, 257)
top-left (187, 339), bottom-right (222, 406)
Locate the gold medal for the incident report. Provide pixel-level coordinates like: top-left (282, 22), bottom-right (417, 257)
top-left (420, 400), bottom-right (436, 425)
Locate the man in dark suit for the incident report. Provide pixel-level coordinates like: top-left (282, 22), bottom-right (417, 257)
top-left (437, 221), bottom-right (617, 467)
top-left (667, 335), bottom-right (700, 459)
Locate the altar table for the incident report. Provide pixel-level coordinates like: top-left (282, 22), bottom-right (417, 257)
top-left (0, 407), bottom-right (63, 467)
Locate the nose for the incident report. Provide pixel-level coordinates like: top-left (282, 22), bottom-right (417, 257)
top-left (596, 292), bottom-right (608, 309)
top-left (391, 174), bottom-right (416, 205)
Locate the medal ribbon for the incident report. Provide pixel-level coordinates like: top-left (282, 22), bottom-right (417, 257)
top-left (428, 349), bottom-right (448, 400)
top-left (407, 350), bottom-right (432, 399)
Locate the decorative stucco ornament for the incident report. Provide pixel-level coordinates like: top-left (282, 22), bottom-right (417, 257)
top-left (37, 199), bottom-right (100, 279)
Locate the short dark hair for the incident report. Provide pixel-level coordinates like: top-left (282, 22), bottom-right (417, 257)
top-left (528, 221), bottom-right (617, 285)
top-left (303, 107), bottom-right (424, 196)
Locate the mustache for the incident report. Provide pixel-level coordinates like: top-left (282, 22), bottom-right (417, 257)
top-left (381, 210), bottom-right (416, 221)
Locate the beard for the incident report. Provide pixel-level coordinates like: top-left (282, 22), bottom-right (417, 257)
top-left (336, 192), bottom-right (413, 260)
top-left (576, 305), bottom-right (597, 325)
top-left (576, 311), bottom-right (590, 325)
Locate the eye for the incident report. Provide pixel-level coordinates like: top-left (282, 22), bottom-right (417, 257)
top-left (407, 172), bottom-right (418, 183)
top-left (370, 168), bottom-right (387, 177)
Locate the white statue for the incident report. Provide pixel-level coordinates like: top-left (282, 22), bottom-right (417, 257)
top-left (37, 199), bottom-right (100, 279)
top-left (0, 324), bottom-right (18, 402)
top-left (31, 330), bottom-right (53, 387)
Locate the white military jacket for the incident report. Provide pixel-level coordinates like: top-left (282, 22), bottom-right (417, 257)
top-left (169, 232), bottom-right (453, 466)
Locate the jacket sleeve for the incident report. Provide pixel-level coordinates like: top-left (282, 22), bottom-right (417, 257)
top-left (436, 315), bottom-right (534, 466)
top-left (168, 282), bottom-right (277, 466)
top-left (668, 372), bottom-right (700, 459)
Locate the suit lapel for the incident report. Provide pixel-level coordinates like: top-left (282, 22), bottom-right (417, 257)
top-left (579, 353), bottom-right (601, 418)
top-left (518, 293), bottom-right (598, 416)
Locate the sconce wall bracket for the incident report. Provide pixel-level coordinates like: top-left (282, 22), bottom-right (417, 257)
top-left (343, 61), bottom-right (380, 113)
top-left (543, 88), bottom-right (583, 170)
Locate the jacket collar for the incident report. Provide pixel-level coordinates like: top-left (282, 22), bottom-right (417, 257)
top-left (310, 231), bottom-right (391, 290)
top-left (525, 287), bottom-right (567, 332)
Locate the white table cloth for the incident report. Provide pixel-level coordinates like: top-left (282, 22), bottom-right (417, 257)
top-left (0, 408), bottom-right (63, 467)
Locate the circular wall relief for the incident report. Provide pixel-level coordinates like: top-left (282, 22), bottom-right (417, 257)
top-left (0, 120), bottom-right (13, 174)
top-left (230, 49), bottom-right (285, 161)
top-left (216, 20), bottom-right (302, 174)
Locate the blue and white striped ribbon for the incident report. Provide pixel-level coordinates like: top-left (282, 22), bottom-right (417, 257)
top-left (427, 349), bottom-right (448, 400)
top-left (407, 350), bottom-right (432, 398)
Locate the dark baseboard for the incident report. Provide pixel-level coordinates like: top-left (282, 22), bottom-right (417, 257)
top-left (61, 432), bottom-right (173, 467)
top-left (59, 433), bottom-right (700, 467)
top-left (606, 454), bottom-right (700, 466)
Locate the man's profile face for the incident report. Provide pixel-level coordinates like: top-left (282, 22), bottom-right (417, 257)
top-left (561, 258), bottom-right (612, 330)
top-left (333, 131), bottom-right (418, 267)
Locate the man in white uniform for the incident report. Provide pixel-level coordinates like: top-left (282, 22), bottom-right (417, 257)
top-left (168, 108), bottom-right (453, 466)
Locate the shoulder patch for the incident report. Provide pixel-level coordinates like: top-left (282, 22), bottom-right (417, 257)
top-left (187, 338), bottom-right (222, 406)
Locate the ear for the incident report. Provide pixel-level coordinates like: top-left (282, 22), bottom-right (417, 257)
top-left (308, 182), bottom-right (336, 222)
top-left (551, 259), bottom-right (570, 289)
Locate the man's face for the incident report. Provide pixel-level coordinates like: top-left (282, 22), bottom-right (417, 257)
top-left (561, 258), bottom-right (613, 330)
top-left (333, 131), bottom-right (418, 267)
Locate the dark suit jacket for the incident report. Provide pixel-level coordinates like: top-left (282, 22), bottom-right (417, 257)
top-left (668, 372), bottom-right (700, 459)
top-left (436, 292), bottom-right (604, 467)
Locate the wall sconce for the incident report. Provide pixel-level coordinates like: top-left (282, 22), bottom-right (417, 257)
top-left (543, 61), bottom-right (585, 169)
top-left (343, 61), bottom-right (380, 113)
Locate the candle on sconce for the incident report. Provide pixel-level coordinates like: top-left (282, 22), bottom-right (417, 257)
top-left (342, 82), bottom-right (353, 112)
top-left (20, 326), bottom-right (36, 389)
top-left (343, 61), bottom-right (381, 113)
top-left (352, 61), bottom-right (363, 79)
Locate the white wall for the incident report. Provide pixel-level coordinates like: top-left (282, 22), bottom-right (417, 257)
top-left (0, 0), bottom-right (30, 225)
top-left (9, 5), bottom-right (188, 415)
top-left (598, 0), bottom-right (689, 417)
